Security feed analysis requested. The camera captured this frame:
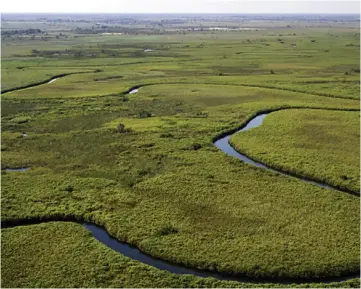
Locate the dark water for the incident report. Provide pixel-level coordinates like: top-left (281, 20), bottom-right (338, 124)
top-left (83, 223), bottom-right (358, 284)
top-left (5, 167), bottom-right (29, 172)
top-left (214, 113), bottom-right (334, 191)
top-left (84, 223), bottom-right (262, 282)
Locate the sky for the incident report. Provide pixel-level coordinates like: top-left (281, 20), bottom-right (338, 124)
top-left (1, 0), bottom-right (359, 14)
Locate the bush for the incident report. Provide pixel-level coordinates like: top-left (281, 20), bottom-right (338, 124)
top-left (160, 133), bottom-right (174, 138)
top-left (157, 224), bottom-right (178, 236)
top-left (115, 123), bottom-right (132, 133)
top-left (117, 123), bottom-right (126, 133)
top-left (194, 111), bottom-right (208, 118)
top-left (190, 143), bottom-right (202, 150)
top-left (138, 110), bottom-right (152, 118)
top-left (59, 184), bottom-right (74, 193)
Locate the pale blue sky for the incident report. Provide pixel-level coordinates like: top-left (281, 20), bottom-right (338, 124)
top-left (1, 0), bottom-right (359, 14)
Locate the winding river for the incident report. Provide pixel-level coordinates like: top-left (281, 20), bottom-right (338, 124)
top-left (2, 218), bottom-right (359, 284)
top-left (3, 109), bottom-right (360, 284)
top-left (3, 80), bottom-right (360, 284)
top-left (1, 69), bottom-right (102, 95)
top-left (84, 223), bottom-right (268, 283)
top-left (214, 110), bottom-right (357, 195)
top-left (82, 108), bottom-right (358, 283)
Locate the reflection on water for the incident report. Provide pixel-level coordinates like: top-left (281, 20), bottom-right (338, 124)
top-left (129, 88), bottom-right (139, 94)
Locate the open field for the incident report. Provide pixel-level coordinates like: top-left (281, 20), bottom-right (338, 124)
top-left (1, 13), bottom-right (360, 288)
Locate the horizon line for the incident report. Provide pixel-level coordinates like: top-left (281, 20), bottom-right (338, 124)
top-left (2, 12), bottom-right (360, 15)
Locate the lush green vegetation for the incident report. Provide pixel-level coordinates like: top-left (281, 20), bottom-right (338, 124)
top-left (2, 222), bottom-right (360, 288)
top-left (230, 109), bottom-right (360, 193)
top-left (1, 13), bottom-right (360, 288)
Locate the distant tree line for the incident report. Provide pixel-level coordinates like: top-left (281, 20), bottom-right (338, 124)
top-left (2, 29), bottom-right (42, 36)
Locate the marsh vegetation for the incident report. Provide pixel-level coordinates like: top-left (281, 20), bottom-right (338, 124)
top-left (1, 13), bottom-right (360, 288)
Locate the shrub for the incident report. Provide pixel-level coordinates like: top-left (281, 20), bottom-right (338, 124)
top-left (138, 110), bottom-right (152, 118)
top-left (59, 184), bottom-right (74, 193)
top-left (115, 123), bottom-right (132, 134)
top-left (190, 143), bottom-right (202, 150)
top-left (160, 133), bottom-right (174, 138)
top-left (157, 224), bottom-right (178, 236)
top-left (194, 111), bottom-right (208, 118)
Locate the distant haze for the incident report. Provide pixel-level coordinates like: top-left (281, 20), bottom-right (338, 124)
top-left (1, 0), bottom-right (359, 14)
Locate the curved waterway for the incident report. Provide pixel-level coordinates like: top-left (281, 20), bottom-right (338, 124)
top-left (1, 69), bottom-right (102, 94)
top-left (214, 110), bottom-right (358, 196)
top-left (83, 113), bottom-right (361, 283)
top-left (2, 219), bottom-right (359, 284)
top-left (2, 102), bottom-right (359, 283)
top-left (84, 223), bottom-right (267, 283)
top-left (4, 167), bottom-right (29, 172)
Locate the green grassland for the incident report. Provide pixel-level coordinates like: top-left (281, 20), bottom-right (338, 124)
top-left (1, 15), bottom-right (360, 288)
top-left (2, 222), bottom-right (360, 288)
top-left (230, 109), bottom-right (360, 192)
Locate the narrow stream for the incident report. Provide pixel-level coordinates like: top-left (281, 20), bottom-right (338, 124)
top-left (84, 223), bottom-right (262, 283)
top-left (214, 112), bottom-right (347, 192)
top-left (4, 167), bottom-right (29, 172)
top-left (1, 218), bottom-right (358, 284)
top-left (83, 222), bottom-right (358, 284)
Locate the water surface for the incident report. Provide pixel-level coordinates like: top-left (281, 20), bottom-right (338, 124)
top-left (129, 88), bottom-right (139, 94)
top-left (5, 167), bottom-right (29, 172)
